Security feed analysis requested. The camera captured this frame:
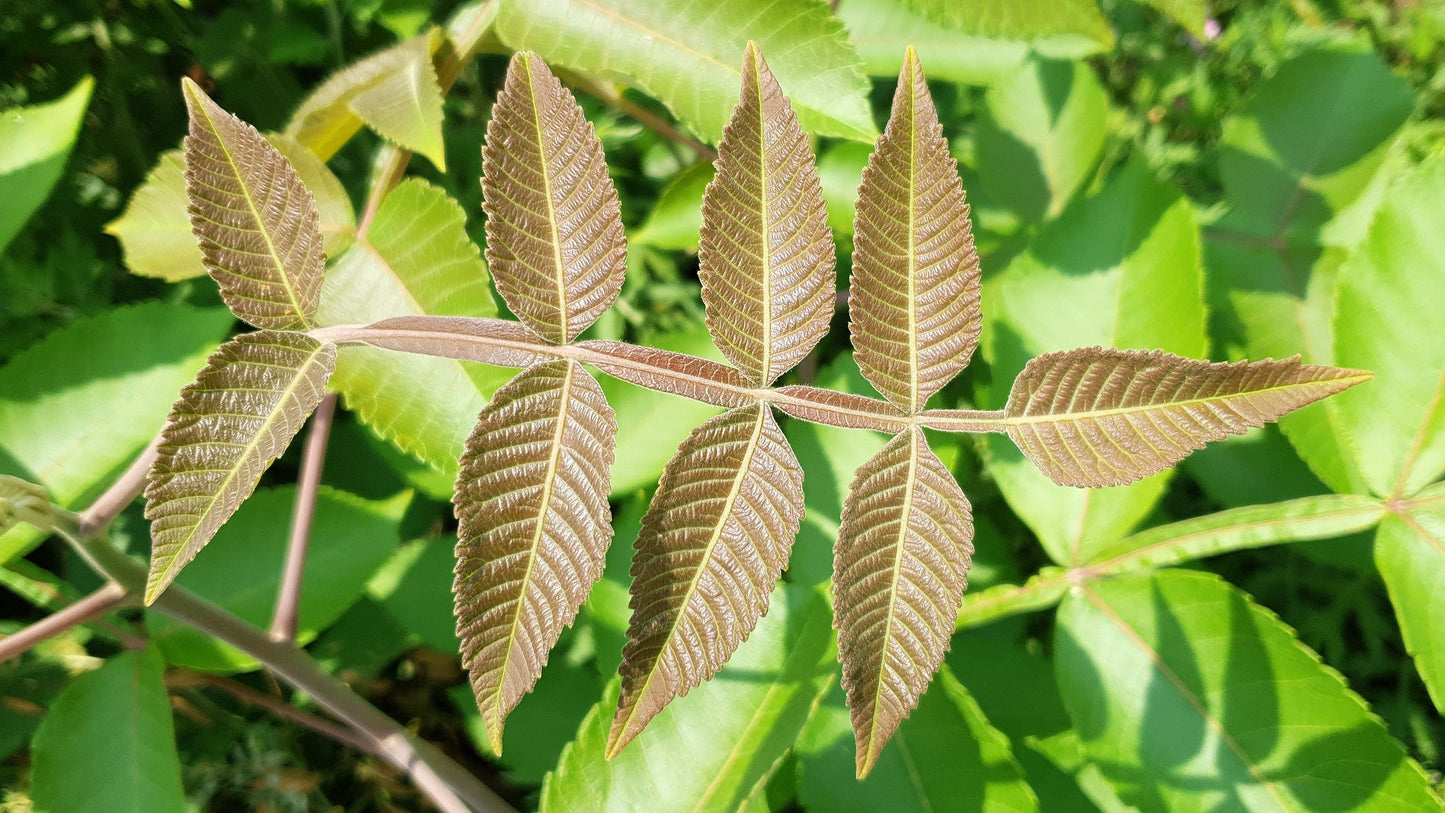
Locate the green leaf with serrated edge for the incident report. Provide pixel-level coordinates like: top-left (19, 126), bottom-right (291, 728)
top-left (268, 134), bottom-right (356, 258)
top-left (837, 0), bottom-right (1028, 86)
top-left (1055, 569), bottom-right (1441, 810)
top-left (0, 304), bottom-right (232, 562)
top-left (1001, 348), bottom-right (1370, 488)
top-left (544, 584), bottom-right (834, 812)
top-left (1375, 485), bottom-right (1445, 711)
top-left (453, 360), bottom-right (616, 753)
top-left (850, 49), bottom-right (979, 415)
top-left (285, 30), bottom-right (447, 168)
top-left (481, 52), bottom-right (627, 344)
top-left (797, 667), bottom-right (1038, 812)
top-left (835, 427), bottom-right (973, 777)
top-left (981, 158), bottom-right (1204, 566)
top-left (144, 332), bottom-right (335, 603)
top-left (494, 0), bottom-right (875, 144)
top-left (976, 57), bottom-right (1107, 223)
top-left (315, 178), bottom-right (503, 473)
top-left (1334, 155), bottom-right (1445, 498)
top-left (146, 486), bottom-right (406, 672)
top-left (0, 76), bottom-right (92, 255)
top-left (607, 403), bottom-right (804, 757)
top-left (182, 78), bottom-right (324, 330)
top-left (0, 476), bottom-right (54, 536)
top-left (902, 0), bottom-right (1113, 49)
top-left (29, 648), bottom-right (185, 813)
top-left (700, 42), bottom-right (833, 386)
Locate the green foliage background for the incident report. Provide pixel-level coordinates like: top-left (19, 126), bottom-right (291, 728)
top-left (2, 0), bottom-right (1443, 810)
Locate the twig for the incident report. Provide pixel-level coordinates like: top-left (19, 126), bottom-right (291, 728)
top-left (0, 583), bottom-right (130, 662)
top-left (560, 69), bottom-right (717, 161)
top-left (77, 430), bottom-right (162, 538)
top-left (171, 668), bottom-right (375, 755)
top-left (270, 393), bottom-right (338, 643)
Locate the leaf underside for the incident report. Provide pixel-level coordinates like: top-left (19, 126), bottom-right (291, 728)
top-left (453, 359), bottom-right (617, 753)
top-left (699, 42), bottom-right (834, 387)
top-left (1004, 347), bottom-right (1373, 488)
top-left (481, 51), bottom-right (627, 344)
top-left (144, 332), bottom-right (335, 603)
top-left (834, 426), bottom-right (974, 777)
top-left (182, 79), bottom-right (324, 331)
top-left (850, 49), bottom-right (980, 414)
top-left (608, 403), bottom-right (804, 757)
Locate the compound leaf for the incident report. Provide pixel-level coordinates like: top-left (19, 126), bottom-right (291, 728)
top-left (144, 332), bottom-right (335, 604)
top-left (835, 426), bottom-right (974, 777)
top-left (607, 403), bottom-right (804, 756)
top-left (482, 51), bottom-right (627, 345)
top-left (183, 78), bottom-right (324, 330)
top-left (453, 360), bottom-right (617, 753)
top-left (850, 49), bottom-right (980, 415)
top-left (699, 42), bottom-right (833, 386)
top-left (1003, 348), bottom-right (1370, 488)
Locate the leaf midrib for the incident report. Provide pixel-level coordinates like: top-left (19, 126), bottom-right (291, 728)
top-left (1006, 373), bottom-right (1368, 426)
top-left (864, 429), bottom-right (919, 769)
top-left (524, 56), bottom-right (569, 342)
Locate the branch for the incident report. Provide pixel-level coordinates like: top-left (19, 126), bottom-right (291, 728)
top-left (169, 668), bottom-right (375, 755)
top-left (560, 68), bottom-right (717, 160)
top-left (0, 583), bottom-right (131, 662)
top-left (270, 392), bottom-right (337, 643)
top-left (77, 430), bottom-right (162, 538)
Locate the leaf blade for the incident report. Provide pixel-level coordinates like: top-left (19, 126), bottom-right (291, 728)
top-left (1375, 486), bottom-right (1445, 711)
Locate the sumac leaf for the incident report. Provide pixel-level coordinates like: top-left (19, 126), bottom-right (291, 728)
top-left (699, 42), bottom-right (834, 386)
top-left (849, 48), bottom-right (980, 414)
top-left (182, 78), bottom-right (325, 331)
top-left (607, 403), bottom-right (804, 756)
top-left (481, 51), bottom-right (626, 344)
top-left (1003, 347), bottom-right (1372, 488)
top-left (144, 332), bottom-right (335, 603)
top-left (453, 360), bottom-right (617, 753)
top-left (834, 427), bottom-right (973, 777)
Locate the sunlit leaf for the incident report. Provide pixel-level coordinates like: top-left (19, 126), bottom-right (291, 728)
top-left (144, 332), bottom-right (335, 603)
top-left (607, 403), bottom-right (804, 756)
top-left (1375, 485), bottom-right (1445, 711)
top-left (834, 427), bottom-right (973, 777)
top-left (453, 360), bottom-right (617, 753)
top-left (0, 76), bottom-right (92, 255)
top-left (481, 51), bottom-right (627, 344)
top-left (699, 43), bottom-right (833, 386)
top-left (837, 0), bottom-right (1028, 86)
top-left (183, 78), bottom-right (324, 330)
top-left (850, 49), bottom-right (979, 415)
top-left (902, 0), bottom-right (1113, 51)
top-left (630, 162), bottom-right (713, 251)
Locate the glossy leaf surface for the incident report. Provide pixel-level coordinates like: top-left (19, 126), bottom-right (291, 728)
top-left (481, 51), bottom-right (626, 344)
top-left (453, 360), bottom-right (617, 752)
top-left (144, 332), bottom-right (335, 603)
top-left (699, 43), bottom-right (833, 386)
top-left (1375, 485), bottom-right (1445, 711)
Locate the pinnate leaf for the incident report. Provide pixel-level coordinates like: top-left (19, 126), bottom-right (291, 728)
top-left (1003, 347), bottom-right (1371, 488)
top-left (482, 51), bottom-right (626, 344)
top-left (453, 360), bottom-right (617, 753)
top-left (834, 427), bottom-right (974, 777)
top-left (145, 332), bottom-right (335, 603)
top-left (607, 403), bottom-right (804, 756)
top-left (183, 78), bottom-right (324, 330)
top-left (699, 42), bottom-right (833, 386)
top-left (850, 49), bottom-right (980, 414)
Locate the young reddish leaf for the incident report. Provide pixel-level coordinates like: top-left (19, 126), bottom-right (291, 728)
top-left (834, 427), bottom-right (973, 777)
top-left (849, 48), bottom-right (980, 414)
top-left (481, 51), bottom-right (627, 344)
top-left (699, 42), bottom-right (834, 386)
top-left (182, 78), bottom-right (324, 331)
top-left (1003, 347), bottom-right (1373, 488)
top-left (144, 332), bottom-right (335, 603)
top-left (453, 360), bottom-right (617, 754)
top-left (607, 403), bottom-right (804, 757)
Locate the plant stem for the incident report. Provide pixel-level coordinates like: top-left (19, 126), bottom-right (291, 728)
top-left (270, 393), bottom-right (337, 643)
top-left (562, 69), bottom-right (717, 161)
top-left (0, 583), bottom-right (130, 662)
top-left (77, 430), bottom-right (162, 538)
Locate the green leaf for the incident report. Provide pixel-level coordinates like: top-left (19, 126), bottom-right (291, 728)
top-left (182, 78), bottom-right (325, 330)
top-left (285, 30), bottom-right (447, 168)
top-left (816, 143), bottom-right (870, 236)
top-left (543, 584), bottom-right (835, 812)
top-left (630, 162), bottom-right (713, 251)
top-left (955, 570), bottom-right (1070, 631)
top-left (700, 42), bottom-right (834, 387)
top-left (0, 76), bottom-right (93, 256)
top-left (1055, 569), bottom-right (1440, 810)
top-left (316, 178), bottom-right (503, 473)
top-left (494, 0), bottom-right (876, 144)
top-left (0, 303), bottom-right (232, 562)
top-left (144, 332), bottom-right (336, 603)
top-left (902, 0), bottom-right (1113, 51)
top-left (798, 667), bottom-right (1039, 811)
top-left (837, 0), bottom-right (1029, 86)
top-left (0, 476), bottom-right (54, 536)
top-left (1137, 0), bottom-right (1207, 37)
top-left (146, 486), bottom-right (407, 672)
top-left (975, 57), bottom-right (1108, 222)
top-left (1375, 485), bottom-right (1445, 711)
top-left (1333, 154), bottom-right (1445, 498)
top-left (29, 648), bottom-right (185, 813)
